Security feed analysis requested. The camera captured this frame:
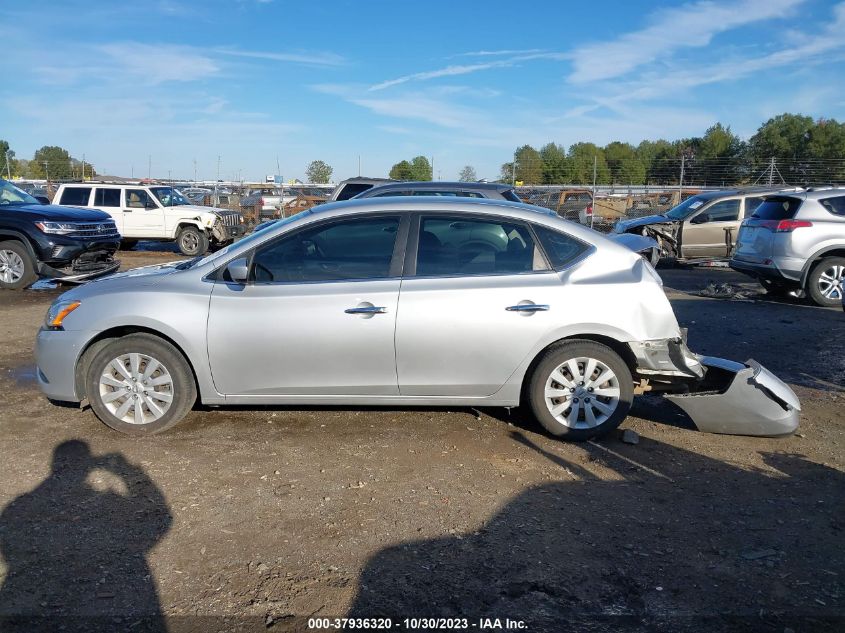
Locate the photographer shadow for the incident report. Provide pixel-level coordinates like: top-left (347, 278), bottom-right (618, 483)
top-left (0, 440), bottom-right (171, 632)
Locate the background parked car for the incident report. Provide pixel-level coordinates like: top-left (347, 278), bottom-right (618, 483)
top-left (0, 178), bottom-right (119, 289)
top-left (731, 187), bottom-right (845, 307)
top-left (353, 181), bottom-right (523, 202)
top-left (613, 187), bottom-right (800, 260)
top-left (329, 177), bottom-right (393, 201)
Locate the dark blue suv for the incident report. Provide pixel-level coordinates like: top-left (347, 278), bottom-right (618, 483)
top-left (0, 179), bottom-right (120, 289)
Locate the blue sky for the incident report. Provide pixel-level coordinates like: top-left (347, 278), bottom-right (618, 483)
top-left (2, 0), bottom-right (844, 182)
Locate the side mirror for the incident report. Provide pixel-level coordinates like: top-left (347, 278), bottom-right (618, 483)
top-left (690, 212), bottom-right (710, 224)
top-left (226, 257), bottom-right (250, 283)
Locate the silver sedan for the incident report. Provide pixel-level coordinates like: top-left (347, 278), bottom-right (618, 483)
top-left (36, 198), bottom-right (800, 439)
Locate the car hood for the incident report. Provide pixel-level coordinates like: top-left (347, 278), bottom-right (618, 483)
top-left (1, 203), bottom-right (113, 222)
top-left (613, 213), bottom-right (676, 233)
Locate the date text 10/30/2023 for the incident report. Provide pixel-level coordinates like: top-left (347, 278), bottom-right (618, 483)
top-left (307, 617), bottom-right (528, 630)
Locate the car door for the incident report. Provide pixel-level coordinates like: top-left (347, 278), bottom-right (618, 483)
top-left (91, 187), bottom-right (124, 232)
top-left (395, 213), bottom-right (566, 397)
top-left (206, 213), bottom-right (406, 396)
top-left (681, 198), bottom-right (741, 258)
top-left (122, 189), bottom-right (163, 237)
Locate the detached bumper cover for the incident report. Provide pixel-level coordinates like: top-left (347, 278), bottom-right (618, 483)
top-left (666, 357), bottom-right (800, 436)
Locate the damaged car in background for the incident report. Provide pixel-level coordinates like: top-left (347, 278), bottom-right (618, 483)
top-left (0, 178), bottom-right (120, 290)
top-left (35, 197), bottom-right (799, 439)
top-left (613, 187), bottom-right (802, 262)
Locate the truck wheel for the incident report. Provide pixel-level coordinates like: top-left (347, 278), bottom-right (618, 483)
top-left (177, 226), bottom-right (209, 257)
top-left (84, 333), bottom-right (196, 435)
top-left (527, 340), bottom-right (633, 441)
top-left (806, 256), bottom-right (845, 307)
top-left (0, 240), bottom-right (38, 290)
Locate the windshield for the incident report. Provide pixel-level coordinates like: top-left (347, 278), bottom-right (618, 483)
top-left (665, 195), bottom-right (709, 220)
top-left (0, 179), bottom-right (40, 206)
top-left (150, 186), bottom-right (191, 207)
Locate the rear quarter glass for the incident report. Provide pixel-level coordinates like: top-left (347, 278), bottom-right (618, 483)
top-left (819, 195), bottom-right (845, 216)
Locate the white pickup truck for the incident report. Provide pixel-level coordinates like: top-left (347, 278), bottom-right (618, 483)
top-left (55, 183), bottom-right (246, 256)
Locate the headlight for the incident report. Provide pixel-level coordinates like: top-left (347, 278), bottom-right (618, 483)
top-left (35, 221), bottom-right (78, 235)
top-left (45, 300), bottom-right (81, 330)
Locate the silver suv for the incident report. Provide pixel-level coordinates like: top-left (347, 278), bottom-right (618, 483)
top-left (731, 188), bottom-right (845, 306)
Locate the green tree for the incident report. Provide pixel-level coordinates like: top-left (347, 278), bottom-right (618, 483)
top-left (498, 162), bottom-right (514, 183)
top-left (568, 143), bottom-right (610, 184)
top-left (604, 141), bottom-right (645, 185)
top-left (305, 160), bottom-right (333, 184)
top-left (458, 165), bottom-right (477, 182)
top-left (637, 139), bottom-right (676, 184)
top-left (409, 156), bottom-right (432, 180)
top-left (807, 118), bottom-right (845, 182)
top-left (389, 160), bottom-right (414, 180)
top-left (539, 143), bottom-right (569, 184)
top-left (696, 123), bottom-right (745, 185)
top-left (30, 146), bottom-right (75, 180)
top-left (748, 113), bottom-right (814, 160)
top-left (514, 145), bottom-right (543, 184)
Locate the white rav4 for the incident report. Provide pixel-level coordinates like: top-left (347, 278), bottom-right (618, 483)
top-left (54, 183), bottom-right (246, 256)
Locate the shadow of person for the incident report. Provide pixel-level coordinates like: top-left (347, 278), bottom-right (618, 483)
top-left (349, 435), bottom-right (845, 632)
top-left (0, 440), bottom-right (172, 632)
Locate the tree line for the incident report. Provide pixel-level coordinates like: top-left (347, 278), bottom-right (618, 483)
top-left (499, 113), bottom-right (845, 186)
top-left (0, 143), bottom-right (96, 181)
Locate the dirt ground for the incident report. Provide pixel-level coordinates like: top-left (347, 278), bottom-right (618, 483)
top-left (0, 250), bottom-right (843, 633)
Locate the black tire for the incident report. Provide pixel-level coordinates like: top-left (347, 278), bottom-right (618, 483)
top-left (84, 333), bottom-right (196, 435)
top-left (0, 240), bottom-right (38, 290)
top-left (120, 239), bottom-right (138, 251)
top-left (760, 279), bottom-right (791, 296)
top-left (527, 340), bottom-right (634, 441)
top-left (806, 256), bottom-right (845, 307)
top-left (176, 225), bottom-right (209, 257)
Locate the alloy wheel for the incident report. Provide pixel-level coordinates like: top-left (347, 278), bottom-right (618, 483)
top-left (98, 353), bottom-right (174, 425)
top-left (181, 232), bottom-right (199, 252)
top-left (0, 249), bottom-right (25, 284)
top-left (817, 264), bottom-right (844, 300)
top-left (544, 357), bottom-right (621, 429)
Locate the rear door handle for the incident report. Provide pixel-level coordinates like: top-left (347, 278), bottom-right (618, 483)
top-left (345, 306), bottom-right (387, 314)
top-left (506, 304), bottom-right (550, 312)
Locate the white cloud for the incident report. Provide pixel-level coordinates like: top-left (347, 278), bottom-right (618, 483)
top-left (369, 61), bottom-right (515, 91)
top-left (215, 48), bottom-right (346, 67)
top-left (98, 43), bottom-right (219, 84)
top-left (455, 49), bottom-right (546, 57)
top-left (568, 0), bottom-right (805, 83)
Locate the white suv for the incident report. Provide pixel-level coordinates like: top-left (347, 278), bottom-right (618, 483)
top-left (54, 183), bottom-right (245, 256)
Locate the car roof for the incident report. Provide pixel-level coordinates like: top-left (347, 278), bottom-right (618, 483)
top-left (362, 181), bottom-right (513, 193)
top-left (307, 195), bottom-right (555, 220)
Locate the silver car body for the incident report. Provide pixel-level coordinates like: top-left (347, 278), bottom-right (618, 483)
top-left (35, 198), bottom-right (799, 436)
top-left (731, 188), bottom-right (845, 294)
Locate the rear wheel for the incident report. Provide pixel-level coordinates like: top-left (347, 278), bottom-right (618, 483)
top-left (0, 240), bottom-right (38, 290)
top-left (527, 340), bottom-right (633, 441)
top-left (806, 257), bottom-right (845, 307)
top-left (177, 226), bottom-right (209, 257)
top-left (85, 334), bottom-right (196, 435)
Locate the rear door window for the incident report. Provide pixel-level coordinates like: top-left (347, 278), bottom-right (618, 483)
top-left (58, 187), bottom-right (91, 206)
top-left (94, 188), bottom-right (121, 207)
top-left (820, 195), bottom-right (845, 216)
top-left (751, 197), bottom-right (802, 220)
top-left (415, 215), bottom-right (547, 276)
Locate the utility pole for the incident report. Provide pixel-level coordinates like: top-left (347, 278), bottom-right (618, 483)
top-left (193, 158), bottom-right (198, 182)
top-left (148, 155), bottom-right (151, 180)
top-left (43, 161), bottom-right (50, 184)
top-left (512, 149), bottom-right (517, 186)
top-left (5, 150), bottom-right (12, 179)
top-left (216, 155), bottom-right (221, 206)
top-left (430, 156), bottom-right (434, 181)
top-left (679, 155), bottom-right (685, 199)
top-left (81, 153), bottom-right (86, 181)
top-left (590, 155), bottom-right (597, 230)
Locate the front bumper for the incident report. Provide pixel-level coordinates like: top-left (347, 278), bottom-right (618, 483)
top-left (665, 357), bottom-right (800, 436)
top-left (35, 327), bottom-right (90, 403)
top-left (38, 238), bottom-right (121, 283)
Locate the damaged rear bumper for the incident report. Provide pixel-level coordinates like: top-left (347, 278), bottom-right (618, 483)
top-left (665, 357), bottom-right (800, 437)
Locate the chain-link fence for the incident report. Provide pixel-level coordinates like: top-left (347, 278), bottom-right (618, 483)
top-left (508, 156), bottom-right (845, 232)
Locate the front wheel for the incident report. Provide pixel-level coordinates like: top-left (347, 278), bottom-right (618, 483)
top-left (84, 334), bottom-right (196, 434)
top-left (0, 240), bottom-right (38, 290)
top-left (806, 257), bottom-right (845, 307)
top-left (176, 226), bottom-right (209, 257)
top-left (527, 340), bottom-right (634, 441)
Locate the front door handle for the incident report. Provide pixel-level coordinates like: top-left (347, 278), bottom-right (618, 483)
top-left (345, 306), bottom-right (387, 314)
top-left (506, 304), bottom-right (550, 312)
top-left (123, 209), bottom-right (133, 213)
